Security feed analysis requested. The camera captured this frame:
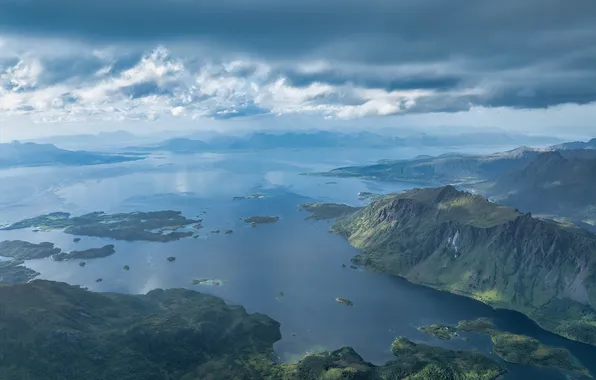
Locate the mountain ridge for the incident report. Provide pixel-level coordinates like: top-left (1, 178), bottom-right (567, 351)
top-left (326, 186), bottom-right (596, 346)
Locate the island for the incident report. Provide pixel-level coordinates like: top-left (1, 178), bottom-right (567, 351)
top-left (190, 278), bottom-right (226, 286)
top-left (73, 238), bottom-right (81, 243)
top-left (419, 323), bottom-right (458, 340)
top-left (0, 279), bottom-right (507, 380)
top-left (243, 216), bottom-right (279, 224)
top-left (79, 262), bottom-right (86, 267)
top-left (233, 194), bottom-right (266, 200)
top-left (1, 210), bottom-right (200, 242)
top-left (420, 318), bottom-right (590, 377)
top-left (335, 297), bottom-right (354, 306)
top-left (299, 203), bottom-right (360, 220)
top-left (123, 265), bottom-right (130, 271)
top-left (166, 256), bottom-right (176, 262)
top-left (321, 186), bottom-right (596, 347)
top-left (224, 229), bottom-right (233, 234)
top-left (51, 245), bottom-right (116, 261)
top-left (0, 240), bottom-right (61, 260)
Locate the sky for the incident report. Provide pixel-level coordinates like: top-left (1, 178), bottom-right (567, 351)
top-left (0, 0), bottom-right (595, 140)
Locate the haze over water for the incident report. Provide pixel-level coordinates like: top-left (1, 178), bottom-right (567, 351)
top-left (1, 146), bottom-right (595, 380)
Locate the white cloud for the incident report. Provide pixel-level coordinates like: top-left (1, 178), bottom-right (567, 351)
top-left (0, 40), bottom-right (438, 123)
top-left (0, 35), bottom-right (594, 141)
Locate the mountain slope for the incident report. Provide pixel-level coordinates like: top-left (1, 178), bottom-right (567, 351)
top-left (554, 138), bottom-right (596, 150)
top-left (319, 147), bottom-right (544, 184)
top-left (0, 279), bottom-right (281, 380)
top-left (331, 186), bottom-right (596, 346)
top-left (487, 151), bottom-right (596, 226)
top-left (0, 280), bottom-right (506, 380)
top-left (0, 141), bottom-right (141, 168)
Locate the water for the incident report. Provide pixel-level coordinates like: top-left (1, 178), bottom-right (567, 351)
top-left (1, 146), bottom-right (594, 379)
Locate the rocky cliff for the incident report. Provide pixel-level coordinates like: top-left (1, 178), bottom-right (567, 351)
top-left (331, 186), bottom-right (596, 346)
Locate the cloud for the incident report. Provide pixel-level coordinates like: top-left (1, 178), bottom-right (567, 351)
top-left (0, 0), bottom-right (594, 135)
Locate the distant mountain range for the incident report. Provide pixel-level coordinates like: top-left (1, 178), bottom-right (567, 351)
top-left (313, 137), bottom-right (596, 227)
top-left (553, 138), bottom-right (596, 150)
top-left (487, 150), bottom-right (596, 226)
top-left (124, 131), bottom-right (562, 153)
top-left (0, 141), bottom-right (142, 169)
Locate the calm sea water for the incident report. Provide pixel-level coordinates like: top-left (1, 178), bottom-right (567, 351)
top-left (1, 146), bottom-right (594, 379)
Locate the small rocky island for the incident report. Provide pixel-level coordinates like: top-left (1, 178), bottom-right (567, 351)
top-left (1, 210), bottom-right (200, 242)
top-left (0, 279), bottom-right (507, 380)
top-left (243, 216), bottom-right (280, 224)
top-left (420, 318), bottom-right (590, 377)
top-left (233, 194), bottom-right (266, 200)
top-left (335, 297), bottom-right (354, 306)
top-left (51, 245), bottom-right (116, 261)
top-left (191, 278), bottom-right (226, 286)
top-left (166, 256), bottom-right (176, 262)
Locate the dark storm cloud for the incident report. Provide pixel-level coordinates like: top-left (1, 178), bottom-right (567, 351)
top-left (1, 0), bottom-right (596, 111)
top-left (1, 0), bottom-right (594, 64)
top-left (280, 69), bottom-right (463, 92)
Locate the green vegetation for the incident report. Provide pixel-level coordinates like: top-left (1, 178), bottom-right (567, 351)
top-left (244, 215), bottom-right (280, 224)
top-left (0, 280), bottom-right (513, 380)
top-left (0, 280), bottom-right (281, 380)
top-left (491, 333), bottom-right (589, 376)
top-left (335, 297), bottom-right (353, 306)
top-left (123, 265), bottom-right (130, 271)
top-left (0, 240), bottom-right (61, 260)
top-left (299, 203), bottom-right (360, 220)
top-left (421, 318), bottom-right (592, 377)
top-left (0, 260), bottom-right (40, 284)
top-left (530, 298), bottom-right (596, 347)
top-left (1, 210), bottom-right (199, 242)
top-left (276, 338), bottom-right (504, 380)
top-left (457, 318), bottom-right (496, 334)
top-left (51, 245), bottom-right (116, 261)
top-left (419, 324), bottom-right (458, 340)
top-left (330, 186), bottom-right (596, 347)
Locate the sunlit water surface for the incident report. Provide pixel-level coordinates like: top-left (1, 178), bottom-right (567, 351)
top-left (1, 146), bottom-right (595, 379)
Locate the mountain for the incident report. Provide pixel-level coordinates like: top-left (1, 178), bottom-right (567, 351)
top-left (318, 147), bottom-right (545, 184)
top-left (0, 141), bottom-right (142, 168)
top-left (327, 186), bottom-right (596, 346)
top-left (553, 138), bottom-right (596, 150)
top-left (486, 151), bottom-right (596, 226)
top-left (29, 130), bottom-right (140, 150)
top-left (127, 131), bottom-right (401, 153)
top-left (392, 132), bottom-right (560, 147)
top-left (126, 131), bottom-right (561, 153)
top-left (136, 137), bottom-right (211, 153)
top-left (0, 279), bottom-right (506, 380)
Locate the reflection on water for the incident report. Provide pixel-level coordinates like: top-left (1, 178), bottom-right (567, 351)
top-left (0, 146), bottom-right (594, 380)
